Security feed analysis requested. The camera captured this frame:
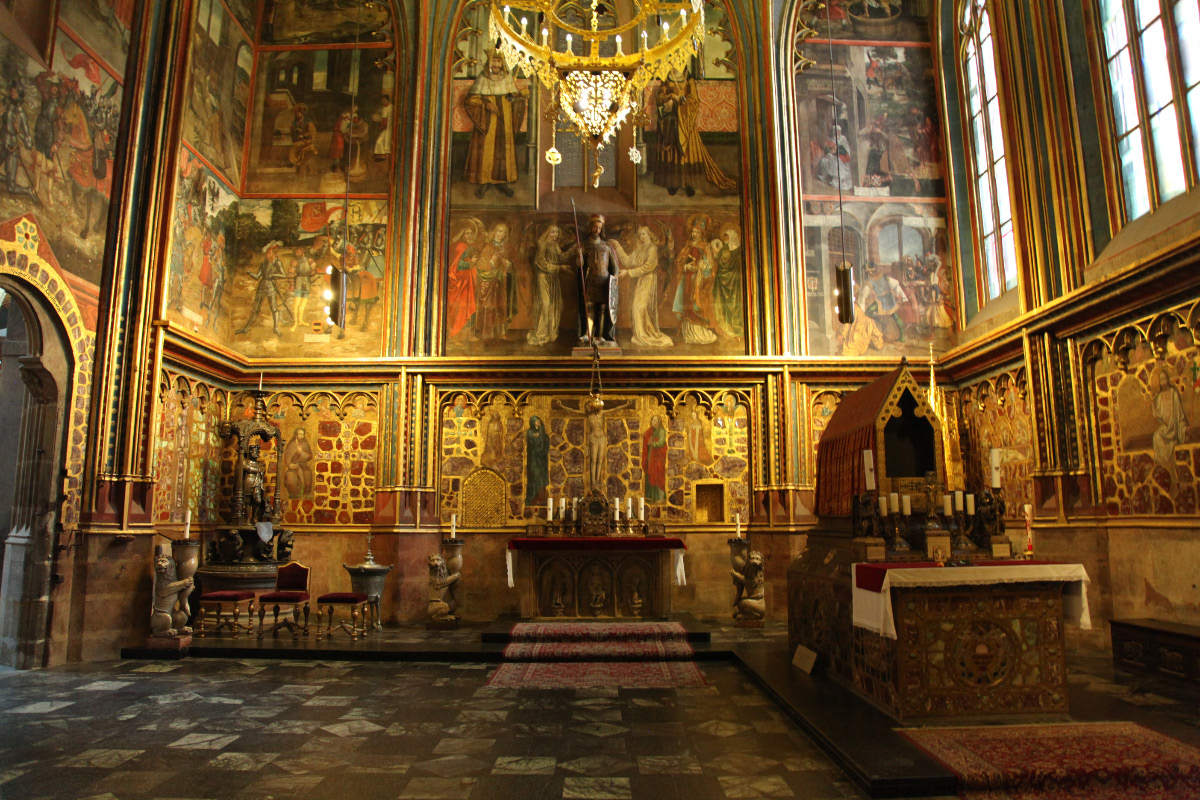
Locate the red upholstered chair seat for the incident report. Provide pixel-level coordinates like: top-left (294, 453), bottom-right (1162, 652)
top-left (259, 590), bottom-right (309, 603)
top-left (258, 561), bottom-right (312, 640)
top-left (318, 592), bottom-right (369, 604)
top-left (200, 590), bottom-right (255, 602)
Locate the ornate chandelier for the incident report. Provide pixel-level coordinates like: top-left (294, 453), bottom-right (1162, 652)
top-left (489, 0), bottom-right (706, 186)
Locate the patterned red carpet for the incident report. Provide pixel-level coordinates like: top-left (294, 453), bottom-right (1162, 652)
top-left (487, 660), bottom-right (706, 689)
top-left (490, 621), bottom-right (703, 688)
top-left (509, 621), bottom-right (689, 642)
top-left (903, 721), bottom-right (1200, 799)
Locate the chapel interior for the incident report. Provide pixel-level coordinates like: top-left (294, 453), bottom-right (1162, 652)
top-left (0, 0), bottom-right (1199, 797)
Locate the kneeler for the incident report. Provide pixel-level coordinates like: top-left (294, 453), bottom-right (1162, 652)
top-left (195, 590), bottom-right (255, 637)
top-left (315, 592), bottom-right (371, 640)
top-left (258, 561), bottom-right (311, 639)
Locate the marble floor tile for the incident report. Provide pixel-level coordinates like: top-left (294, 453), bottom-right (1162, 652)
top-left (58, 748), bottom-right (144, 768)
top-left (412, 754), bottom-right (492, 777)
top-left (6, 700), bottom-right (75, 713)
top-left (557, 755), bottom-right (633, 775)
top-left (637, 754), bottom-right (704, 774)
top-left (434, 737), bottom-right (496, 755)
top-left (562, 776), bottom-right (633, 799)
top-left (717, 775), bottom-right (795, 798)
top-left (398, 776), bottom-right (478, 799)
top-left (492, 756), bottom-right (557, 775)
top-left (167, 732), bottom-right (240, 750)
top-left (77, 681), bottom-right (132, 692)
top-left (206, 751), bottom-right (280, 771)
top-left (568, 722), bottom-right (628, 738)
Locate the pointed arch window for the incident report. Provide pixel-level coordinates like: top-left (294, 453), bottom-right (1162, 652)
top-left (1095, 0), bottom-right (1197, 222)
top-left (958, 0), bottom-right (1017, 303)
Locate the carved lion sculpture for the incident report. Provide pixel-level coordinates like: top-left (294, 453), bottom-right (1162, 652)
top-left (427, 552), bottom-right (460, 622)
top-left (151, 552), bottom-right (194, 637)
top-left (731, 550), bottom-right (766, 621)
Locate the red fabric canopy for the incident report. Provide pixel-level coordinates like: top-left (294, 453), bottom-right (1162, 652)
top-left (815, 366), bottom-right (903, 518)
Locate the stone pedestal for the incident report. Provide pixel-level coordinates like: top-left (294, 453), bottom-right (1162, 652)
top-left (146, 634), bottom-right (191, 650)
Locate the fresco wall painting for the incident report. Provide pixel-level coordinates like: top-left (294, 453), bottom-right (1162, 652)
top-left (796, 4), bottom-right (957, 358)
top-left (182, 0), bottom-right (252, 188)
top-left (960, 372), bottom-right (1033, 520)
top-left (1093, 332), bottom-right (1200, 516)
top-left (0, 24), bottom-right (124, 301)
top-left (154, 373), bottom-right (230, 526)
top-left (445, 2), bottom-right (745, 356)
top-left (438, 392), bottom-right (750, 526)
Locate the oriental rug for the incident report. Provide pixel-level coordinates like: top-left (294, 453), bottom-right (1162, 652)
top-left (487, 660), bottom-right (706, 689)
top-left (502, 639), bottom-right (694, 661)
top-left (509, 621), bottom-right (689, 642)
top-left (902, 721), bottom-right (1200, 800)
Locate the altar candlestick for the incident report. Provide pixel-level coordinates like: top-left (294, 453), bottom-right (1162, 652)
top-left (862, 450), bottom-right (875, 491)
top-left (954, 490), bottom-right (964, 512)
top-left (901, 495), bottom-right (911, 516)
top-left (639, 497), bottom-right (645, 521)
top-left (888, 492), bottom-right (899, 514)
top-left (966, 494), bottom-right (976, 516)
top-left (450, 513), bottom-right (457, 539)
top-left (990, 448), bottom-right (1002, 488)
top-left (943, 494), bottom-right (952, 517)
top-left (878, 496), bottom-right (889, 517)
top-left (183, 509), bottom-right (191, 539)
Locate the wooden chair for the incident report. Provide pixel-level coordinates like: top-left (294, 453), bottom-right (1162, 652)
top-left (315, 591), bottom-right (371, 640)
top-left (258, 561), bottom-right (311, 639)
top-left (195, 590), bottom-right (255, 638)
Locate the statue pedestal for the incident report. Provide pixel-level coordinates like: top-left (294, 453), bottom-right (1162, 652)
top-left (146, 634), bottom-right (192, 650)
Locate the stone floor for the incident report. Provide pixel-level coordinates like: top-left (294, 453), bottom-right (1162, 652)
top-left (1, 628), bottom-right (1198, 800)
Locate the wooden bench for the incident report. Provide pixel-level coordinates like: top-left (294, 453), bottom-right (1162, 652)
top-left (1110, 618), bottom-right (1200, 687)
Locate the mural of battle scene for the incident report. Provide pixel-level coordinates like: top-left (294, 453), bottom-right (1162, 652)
top-left (439, 392), bottom-right (750, 525)
top-left (58, 0), bottom-right (133, 75)
top-left (1095, 332), bottom-right (1200, 516)
top-left (0, 32), bottom-right (123, 289)
top-left (443, 212), bottom-right (744, 357)
top-left (960, 373), bottom-right (1033, 520)
top-left (154, 374), bottom-right (230, 525)
top-left (245, 46), bottom-right (394, 195)
top-left (222, 0), bottom-right (259, 37)
top-left (166, 151), bottom-right (388, 358)
top-left (261, 0), bottom-right (392, 46)
top-left (183, 0), bottom-right (252, 187)
top-left (796, 2), bottom-right (957, 357)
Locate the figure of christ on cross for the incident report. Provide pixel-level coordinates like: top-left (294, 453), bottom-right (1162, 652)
top-left (551, 395), bottom-right (636, 493)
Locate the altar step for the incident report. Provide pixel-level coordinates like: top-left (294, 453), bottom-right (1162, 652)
top-left (499, 621), bottom-right (695, 662)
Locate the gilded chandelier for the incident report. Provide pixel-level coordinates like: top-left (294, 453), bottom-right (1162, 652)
top-left (489, 0), bottom-right (706, 186)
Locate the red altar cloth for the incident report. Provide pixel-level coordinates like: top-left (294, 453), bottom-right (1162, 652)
top-left (507, 537), bottom-right (685, 551)
top-left (854, 560), bottom-right (1062, 593)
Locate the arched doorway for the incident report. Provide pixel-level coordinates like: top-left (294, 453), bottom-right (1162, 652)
top-left (0, 278), bottom-right (73, 669)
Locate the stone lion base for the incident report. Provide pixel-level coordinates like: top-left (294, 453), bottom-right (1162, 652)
top-left (146, 635), bottom-right (192, 650)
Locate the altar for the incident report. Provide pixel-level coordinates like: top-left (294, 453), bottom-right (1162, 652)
top-left (507, 537), bottom-right (686, 619)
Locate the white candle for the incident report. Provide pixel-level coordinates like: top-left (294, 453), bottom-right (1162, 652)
top-left (954, 490), bottom-right (964, 512)
top-left (450, 513), bottom-right (457, 539)
top-left (966, 494), bottom-right (976, 516)
top-left (863, 450), bottom-right (875, 491)
top-left (560, 496), bottom-right (567, 518)
top-left (520, 16), bottom-right (527, 35)
top-left (613, 502), bottom-right (619, 522)
top-left (1024, 503), bottom-right (1033, 528)
top-left (615, 34), bottom-right (622, 54)
top-left (626, 497), bottom-right (632, 519)
top-left (542, 27), bottom-right (548, 47)
top-left (566, 33), bottom-right (572, 53)
top-left (943, 494), bottom-right (952, 517)
top-left (990, 448), bottom-right (1002, 488)
top-left (736, 513), bottom-right (742, 539)
top-left (641, 30), bottom-right (647, 50)
top-left (547, 502), bottom-right (553, 522)
top-left (639, 497), bottom-right (645, 521)
top-left (889, 492), bottom-right (899, 514)
top-left (573, 497), bottom-right (579, 516)
top-left (878, 496), bottom-right (889, 517)
top-left (258, 372), bottom-right (263, 391)
top-left (901, 495), bottom-right (911, 516)
top-left (183, 509), bottom-right (191, 539)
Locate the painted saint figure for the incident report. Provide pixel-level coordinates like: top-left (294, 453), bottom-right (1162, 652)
top-left (1151, 369), bottom-right (1189, 489)
top-left (463, 51), bottom-right (528, 199)
top-left (474, 222), bottom-right (516, 342)
top-left (446, 218), bottom-right (483, 339)
top-left (610, 226), bottom-right (673, 348)
top-left (673, 220), bottom-right (718, 344)
top-left (524, 415), bottom-right (550, 505)
top-left (651, 70), bottom-right (737, 196)
top-left (642, 415), bottom-right (668, 501)
top-left (711, 229), bottom-right (744, 339)
top-left (283, 427), bottom-right (314, 499)
top-left (526, 225), bottom-right (571, 347)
